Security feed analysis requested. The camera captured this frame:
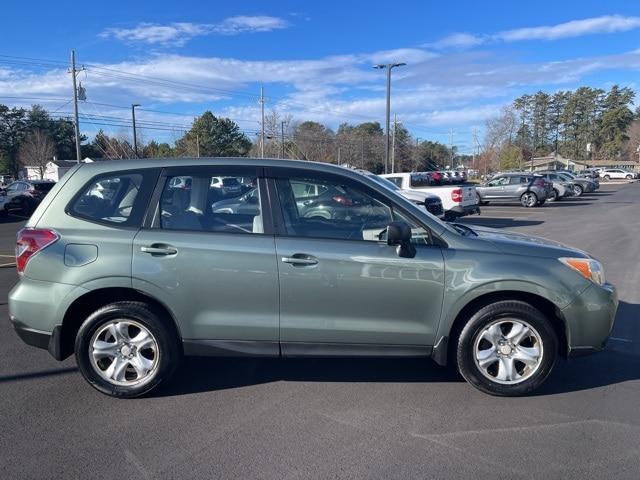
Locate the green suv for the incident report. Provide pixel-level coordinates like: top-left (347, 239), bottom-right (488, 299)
top-left (9, 158), bottom-right (618, 398)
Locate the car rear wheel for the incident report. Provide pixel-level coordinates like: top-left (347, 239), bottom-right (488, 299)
top-left (75, 301), bottom-right (180, 398)
top-left (603, 175), bottom-right (610, 181)
top-left (456, 300), bottom-right (558, 396)
top-left (573, 184), bottom-right (583, 197)
top-left (548, 189), bottom-right (559, 202)
top-left (626, 174), bottom-right (633, 180)
top-left (475, 193), bottom-right (488, 206)
top-left (520, 192), bottom-right (538, 208)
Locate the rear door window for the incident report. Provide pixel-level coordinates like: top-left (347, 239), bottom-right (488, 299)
top-left (159, 172), bottom-right (264, 234)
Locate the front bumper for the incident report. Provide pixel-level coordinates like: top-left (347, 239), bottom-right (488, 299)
top-left (561, 282), bottom-right (618, 356)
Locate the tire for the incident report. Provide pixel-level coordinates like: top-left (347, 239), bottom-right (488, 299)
top-left (603, 175), bottom-right (610, 181)
top-left (475, 193), bottom-right (488, 206)
top-left (626, 175), bottom-right (633, 180)
top-left (520, 191), bottom-right (538, 208)
top-left (456, 300), bottom-right (558, 396)
top-left (548, 189), bottom-right (559, 202)
top-left (573, 184), bottom-right (583, 197)
top-left (75, 301), bottom-right (180, 398)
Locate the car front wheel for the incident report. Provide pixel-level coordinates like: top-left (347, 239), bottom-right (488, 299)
top-left (456, 300), bottom-right (558, 396)
top-left (75, 301), bottom-right (180, 398)
top-left (573, 185), bottom-right (583, 196)
top-left (520, 192), bottom-right (538, 207)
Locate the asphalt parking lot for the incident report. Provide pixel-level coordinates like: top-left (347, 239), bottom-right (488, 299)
top-left (0, 181), bottom-right (639, 479)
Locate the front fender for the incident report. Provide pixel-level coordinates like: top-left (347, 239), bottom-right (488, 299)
top-left (436, 279), bottom-right (569, 344)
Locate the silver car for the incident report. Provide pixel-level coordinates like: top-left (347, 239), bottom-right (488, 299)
top-left (476, 173), bottom-right (551, 207)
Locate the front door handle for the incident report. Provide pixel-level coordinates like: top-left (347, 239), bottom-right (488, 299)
top-left (281, 254), bottom-right (318, 266)
top-left (141, 245), bottom-right (177, 256)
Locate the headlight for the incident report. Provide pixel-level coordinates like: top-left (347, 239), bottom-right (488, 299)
top-left (559, 257), bottom-right (605, 286)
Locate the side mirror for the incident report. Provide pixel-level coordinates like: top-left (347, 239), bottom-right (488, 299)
top-left (387, 221), bottom-right (416, 258)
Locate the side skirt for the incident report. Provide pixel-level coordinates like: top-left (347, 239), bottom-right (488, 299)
top-left (182, 340), bottom-right (434, 358)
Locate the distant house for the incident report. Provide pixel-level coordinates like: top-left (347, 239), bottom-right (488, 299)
top-left (20, 157), bottom-right (107, 181)
top-left (528, 154), bottom-right (588, 172)
top-left (528, 154), bottom-right (640, 173)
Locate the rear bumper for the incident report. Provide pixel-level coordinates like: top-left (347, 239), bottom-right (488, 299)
top-left (446, 204), bottom-right (481, 219)
top-left (10, 318), bottom-right (65, 360)
top-left (562, 282), bottom-right (618, 356)
top-left (9, 277), bottom-right (81, 360)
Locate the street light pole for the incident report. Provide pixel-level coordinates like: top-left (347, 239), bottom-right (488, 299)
top-left (131, 104), bottom-right (141, 158)
top-left (373, 62), bottom-right (406, 174)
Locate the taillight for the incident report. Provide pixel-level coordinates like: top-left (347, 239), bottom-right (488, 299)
top-left (332, 195), bottom-right (353, 206)
top-left (451, 188), bottom-right (462, 203)
top-left (15, 228), bottom-right (59, 274)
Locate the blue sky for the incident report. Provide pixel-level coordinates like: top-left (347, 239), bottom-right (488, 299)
top-left (1, 0), bottom-right (640, 153)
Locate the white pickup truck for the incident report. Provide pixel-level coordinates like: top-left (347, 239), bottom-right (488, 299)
top-left (380, 172), bottom-right (480, 221)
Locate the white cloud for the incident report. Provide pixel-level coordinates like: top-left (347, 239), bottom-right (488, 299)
top-left (498, 14), bottom-right (640, 42)
top-left (100, 16), bottom-right (289, 46)
top-left (430, 14), bottom-right (640, 49)
top-left (428, 33), bottom-right (485, 49)
top-left (2, 46), bottom-right (640, 143)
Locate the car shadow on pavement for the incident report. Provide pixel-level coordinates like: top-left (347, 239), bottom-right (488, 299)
top-left (155, 356), bottom-right (463, 397)
top-left (461, 218), bottom-right (544, 229)
top-left (537, 300), bottom-right (640, 395)
top-left (545, 201), bottom-right (593, 207)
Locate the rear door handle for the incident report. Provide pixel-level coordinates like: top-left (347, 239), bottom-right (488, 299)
top-left (141, 245), bottom-right (177, 256)
top-left (281, 255), bottom-right (318, 266)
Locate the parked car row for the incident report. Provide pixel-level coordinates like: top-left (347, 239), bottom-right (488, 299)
top-left (0, 179), bottom-right (56, 216)
top-left (416, 170), bottom-right (468, 185)
top-left (476, 170), bottom-right (600, 208)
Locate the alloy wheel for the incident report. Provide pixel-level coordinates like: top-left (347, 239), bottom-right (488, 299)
top-left (473, 319), bottom-right (544, 385)
top-left (89, 319), bottom-right (160, 387)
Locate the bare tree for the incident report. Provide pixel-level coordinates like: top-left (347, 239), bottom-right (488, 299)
top-left (18, 128), bottom-right (55, 179)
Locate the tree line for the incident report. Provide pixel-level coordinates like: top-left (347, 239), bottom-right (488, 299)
top-left (4, 83), bottom-right (636, 178)
top-left (0, 104), bottom-right (460, 175)
top-left (482, 84), bottom-right (639, 171)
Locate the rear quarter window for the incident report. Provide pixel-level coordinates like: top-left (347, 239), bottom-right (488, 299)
top-left (67, 169), bottom-right (158, 227)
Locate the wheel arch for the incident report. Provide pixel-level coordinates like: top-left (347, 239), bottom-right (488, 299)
top-left (442, 290), bottom-right (568, 366)
top-left (58, 287), bottom-right (182, 360)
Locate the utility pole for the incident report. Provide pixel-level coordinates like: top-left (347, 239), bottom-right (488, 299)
top-left (361, 136), bottom-right (365, 169)
top-left (373, 63), bottom-right (406, 174)
top-left (70, 50), bottom-right (82, 163)
top-left (196, 134), bottom-right (200, 158)
top-left (280, 121), bottom-right (285, 159)
top-left (259, 86), bottom-right (265, 158)
top-left (337, 146), bottom-right (341, 164)
top-left (414, 137), bottom-right (420, 172)
top-left (449, 128), bottom-right (455, 168)
top-left (391, 114), bottom-right (397, 173)
top-left (131, 104), bottom-right (140, 158)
